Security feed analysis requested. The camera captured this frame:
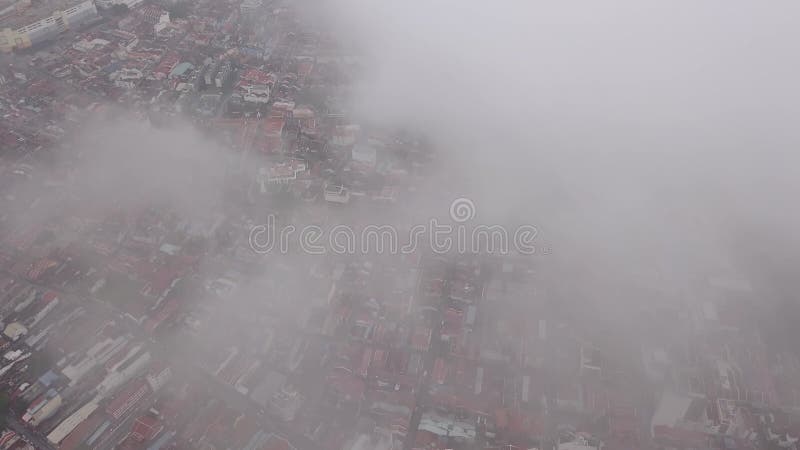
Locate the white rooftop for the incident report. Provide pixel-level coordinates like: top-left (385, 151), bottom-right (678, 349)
top-left (651, 392), bottom-right (693, 433)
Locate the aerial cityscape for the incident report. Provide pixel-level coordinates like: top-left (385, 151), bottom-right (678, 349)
top-left (0, 1), bottom-right (799, 450)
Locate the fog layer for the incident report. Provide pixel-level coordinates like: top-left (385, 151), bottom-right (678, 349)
top-left (315, 0), bottom-right (800, 303)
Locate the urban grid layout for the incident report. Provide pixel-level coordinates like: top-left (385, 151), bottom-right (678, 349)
top-left (0, 1), bottom-right (798, 450)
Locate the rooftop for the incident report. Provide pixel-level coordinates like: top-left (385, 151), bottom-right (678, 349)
top-left (0, 0), bottom-right (87, 31)
top-left (651, 392), bottom-right (696, 431)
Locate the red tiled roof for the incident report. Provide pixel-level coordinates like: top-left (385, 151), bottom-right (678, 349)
top-left (144, 296), bottom-right (181, 333)
top-left (240, 68), bottom-right (275, 85)
top-left (327, 368), bottom-right (366, 400)
top-left (131, 414), bottom-right (163, 441)
top-left (411, 327), bottom-right (432, 352)
top-left (107, 379), bottom-right (150, 420)
top-left (26, 258), bottom-right (58, 281)
top-left (262, 117), bottom-right (285, 136)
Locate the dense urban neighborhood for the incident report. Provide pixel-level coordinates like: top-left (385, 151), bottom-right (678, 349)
top-left (0, 0), bottom-right (799, 450)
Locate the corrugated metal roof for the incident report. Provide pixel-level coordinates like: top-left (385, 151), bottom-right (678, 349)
top-left (169, 62), bottom-right (194, 78)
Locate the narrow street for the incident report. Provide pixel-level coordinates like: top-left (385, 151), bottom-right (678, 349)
top-left (5, 415), bottom-right (57, 450)
top-left (403, 255), bottom-right (445, 450)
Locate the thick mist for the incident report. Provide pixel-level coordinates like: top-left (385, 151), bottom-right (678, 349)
top-left (4, 115), bottom-right (232, 232)
top-left (68, 117), bottom-right (229, 218)
top-left (3, 3), bottom-right (800, 448)
top-left (313, 0), bottom-right (800, 313)
top-left (5, 2), bottom-right (797, 330)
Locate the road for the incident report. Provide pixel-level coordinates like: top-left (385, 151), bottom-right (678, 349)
top-left (402, 255), bottom-right (445, 450)
top-left (5, 415), bottom-right (58, 450)
top-left (0, 18), bottom-right (331, 450)
top-left (1, 266), bottom-right (321, 450)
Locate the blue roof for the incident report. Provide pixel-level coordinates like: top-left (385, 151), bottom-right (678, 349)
top-left (169, 62), bottom-right (194, 78)
top-left (147, 431), bottom-right (176, 450)
top-left (86, 420), bottom-right (111, 446)
top-left (102, 61), bottom-right (122, 74)
top-left (38, 370), bottom-right (59, 387)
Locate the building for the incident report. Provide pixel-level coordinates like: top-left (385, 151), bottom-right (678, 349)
top-left (22, 389), bottom-right (61, 425)
top-left (59, 414), bottom-right (107, 450)
top-left (106, 379), bottom-right (151, 420)
top-left (351, 144), bottom-right (377, 168)
top-left (3, 322), bottom-right (27, 341)
top-left (367, 185), bottom-right (396, 203)
top-left (62, 336), bottom-right (129, 385)
top-left (204, 60), bottom-right (220, 87)
top-left (47, 400), bottom-right (100, 444)
top-left (215, 61), bottom-right (233, 89)
top-left (152, 52), bottom-right (179, 80)
top-left (269, 386), bottom-right (304, 422)
top-left (243, 84), bottom-right (270, 104)
top-left (145, 363), bottom-right (172, 391)
top-left (96, 351), bottom-right (152, 397)
top-left (169, 62), bottom-right (194, 79)
top-left (130, 414), bottom-right (163, 441)
top-left (259, 116), bottom-right (286, 152)
top-left (324, 184), bottom-right (350, 204)
top-left (262, 160), bottom-right (307, 187)
top-left (417, 411), bottom-right (476, 443)
top-left (332, 124), bottom-right (359, 146)
top-left (0, 0), bottom-right (98, 52)
top-left (153, 11), bottom-right (169, 34)
top-left (135, 4), bottom-right (163, 23)
top-left (146, 430), bottom-right (175, 450)
top-left (651, 392), bottom-right (709, 449)
top-left (0, 431), bottom-right (20, 448)
top-left (29, 296), bottom-right (58, 328)
top-left (28, 394), bottom-right (62, 425)
top-left (112, 68), bottom-right (144, 89)
top-left (239, 0), bottom-right (261, 15)
top-left (237, 68), bottom-right (274, 101)
top-left (95, 0), bottom-right (143, 9)
top-left (558, 436), bottom-right (603, 449)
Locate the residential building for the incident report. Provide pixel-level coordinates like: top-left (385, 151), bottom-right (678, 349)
top-left (0, 0), bottom-right (98, 52)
